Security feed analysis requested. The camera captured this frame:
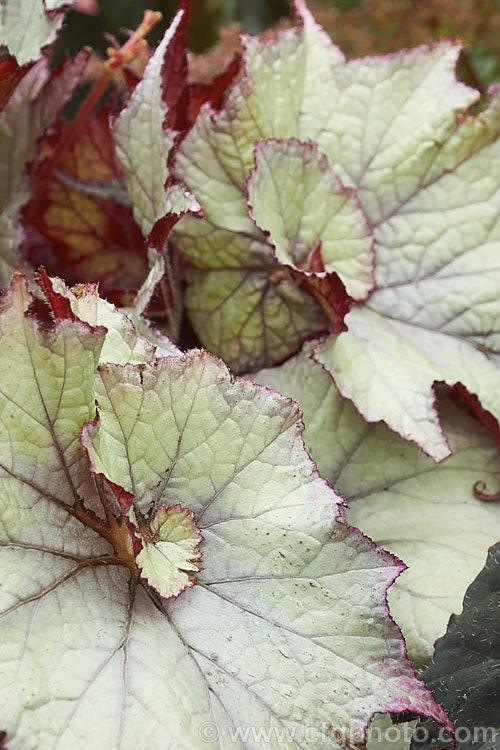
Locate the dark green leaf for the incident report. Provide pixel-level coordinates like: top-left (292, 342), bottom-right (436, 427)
top-left (411, 542), bottom-right (500, 750)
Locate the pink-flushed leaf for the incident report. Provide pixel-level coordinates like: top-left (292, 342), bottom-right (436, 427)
top-left (171, 0), bottom-right (500, 457)
top-left (0, 53), bottom-right (87, 286)
top-left (254, 342), bottom-right (500, 669)
top-left (0, 278), bottom-right (450, 747)
top-left (0, 0), bottom-right (75, 64)
top-left (131, 504), bottom-right (202, 599)
top-left (113, 6), bottom-right (201, 237)
top-left (73, 0), bottom-right (98, 14)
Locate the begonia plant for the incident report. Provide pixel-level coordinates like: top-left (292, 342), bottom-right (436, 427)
top-left (0, 1), bottom-right (499, 748)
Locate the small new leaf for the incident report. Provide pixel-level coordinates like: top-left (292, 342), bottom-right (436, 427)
top-left (132, 504), bottom-right (202, 599)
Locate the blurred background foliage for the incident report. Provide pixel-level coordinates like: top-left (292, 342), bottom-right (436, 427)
top-left (56, 0), bottom-right (500, 94)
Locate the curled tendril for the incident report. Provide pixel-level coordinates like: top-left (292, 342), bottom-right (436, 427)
top-left (473, 481), bottom-right (500, 502)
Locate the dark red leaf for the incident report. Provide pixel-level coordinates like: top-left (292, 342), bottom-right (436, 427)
top-left (293, 243), bottom-right (353, 333)
top-left (449, 382), bottom-right (500, 451)
top-left (159, 1), bottom-right (240, 130)
top-left (187, 54), bottom-right (241, 122)
top-left (35, 269), bottom-right (77, 322)
top-left (22, 107), bottom-right (148, 298)
top-left (160, 0), bottom-right (191, 131)
top-left (0, 56), bottom-right (31, 114)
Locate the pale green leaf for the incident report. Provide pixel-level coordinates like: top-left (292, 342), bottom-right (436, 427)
top-left (113, 9), bottom-right (200, 236)
top-left (0, 278), bottom-right (449, 748)
top-left (172, 1), bottom-right (500, 455)
top-left (0, 277), bottom-right (232, 748)
top-left (255, 343), bottom-right (500, 668)
top-left (82, 350), bottom-right (449, 748)
top-left (315, 305), bottom-right (500, 461)
top-left (316, 89), bottom-right (500, 460)
top-left (247, 139), bottom-right (374, 299)
top-left (0, 0), bottom-right (74, 64)
top-left (0, 274), bottom-right (105, 505)
top-left (0, 275), bottom-right (116, 750)
top-left (171, 4), bottom-right (345, 370)
top-left (174, 2), bottom-right (345, 229)
top-left (171, 4), bottom-right (477, 374)
top-left (50, 276), bottom-right (156, 365)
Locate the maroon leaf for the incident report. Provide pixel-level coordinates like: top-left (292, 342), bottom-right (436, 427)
top-left (187, 54), bottom-right (241, 123)
top-left (160, 0), bottom-right (191, 131)
top-left (0, 56), bottom-right (31, 114)
top-left (293, 242), bottom-right (354, 333)
top-left (22, 108), bottom-right (148, 299)
top-left (34, 268), bottom-right (78, 322)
